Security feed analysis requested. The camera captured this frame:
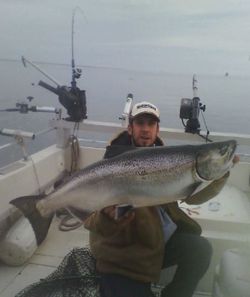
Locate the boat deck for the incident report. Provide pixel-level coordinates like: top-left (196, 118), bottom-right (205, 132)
top-left (0, 217), bottom-right (89, 297)
top-left (0, 217), bottom-right (210, 297)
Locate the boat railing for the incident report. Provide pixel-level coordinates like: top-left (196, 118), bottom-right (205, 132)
top-left (48, 118), bottom-right (250, 145)
top-left (1, 117), bottom-right (250, 165)
top-left (50, 118), bottom-right (250, 157)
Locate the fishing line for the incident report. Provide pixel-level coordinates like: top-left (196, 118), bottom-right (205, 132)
top-left (35, 127), bottom-right (56, 136)
top-left (28, 128), bottom-right (58, 194)
top-left (56, 7), bottom-right (87, 229)
top-left (69, 134), bottom-right (80, 174)
top-left (68, 6), bottom-right (86, 174)
top-left (30, 156), bottom-right (42, 195)
top-left (200, 111), bottom-right (213, 143)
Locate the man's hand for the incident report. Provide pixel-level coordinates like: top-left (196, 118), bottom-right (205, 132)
top-left (101, 205), bottom-right (135, 225)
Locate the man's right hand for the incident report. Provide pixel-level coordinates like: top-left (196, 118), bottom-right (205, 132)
top-left (101, 205), bottom-right (135, 225)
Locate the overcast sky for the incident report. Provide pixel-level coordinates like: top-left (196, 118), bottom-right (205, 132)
top-left (1, 0), bottom-right (250, 75)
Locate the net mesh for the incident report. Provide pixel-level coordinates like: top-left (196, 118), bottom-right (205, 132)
top-left (15, 247), bottom-right (100, 297)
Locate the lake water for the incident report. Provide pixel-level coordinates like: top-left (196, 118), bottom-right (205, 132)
top-left (0, 60), bottom-right (250, 167)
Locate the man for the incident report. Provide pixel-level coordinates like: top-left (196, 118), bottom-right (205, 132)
top-left (84, 101), bottom-right (237, 297)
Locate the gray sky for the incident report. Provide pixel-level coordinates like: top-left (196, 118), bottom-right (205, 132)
top-left (1, 0), bottom-right (250, 75)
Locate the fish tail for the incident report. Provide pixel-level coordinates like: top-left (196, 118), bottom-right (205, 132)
top-left (10, 195), bottom-right (53, 245)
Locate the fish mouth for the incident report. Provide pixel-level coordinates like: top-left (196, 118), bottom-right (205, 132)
top-left (195, 140), bottom-right (237, 181)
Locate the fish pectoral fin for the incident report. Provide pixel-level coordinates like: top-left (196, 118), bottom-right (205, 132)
top-left (189, 181), bottom-right (212, 197)
top-left (10, 195), bottom-right (53, 245)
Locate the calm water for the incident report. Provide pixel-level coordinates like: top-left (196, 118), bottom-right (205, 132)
top-left (0, 60), bottom-right (250, 166)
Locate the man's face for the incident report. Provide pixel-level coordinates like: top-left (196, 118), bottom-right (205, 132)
top-left (128, 114), bottom-right (159, 147)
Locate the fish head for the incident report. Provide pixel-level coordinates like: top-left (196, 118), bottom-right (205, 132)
top-left (196, 140), bottom-right (237, 181)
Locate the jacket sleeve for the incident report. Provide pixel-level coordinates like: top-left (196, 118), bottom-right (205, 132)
top-left (184, 172), bottom-right (230, 205)
top-left (84, 211), bottom-right (129, 237)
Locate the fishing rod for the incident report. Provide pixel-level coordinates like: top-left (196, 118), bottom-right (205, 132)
top-left (71, 6), bottom-right (85, 90)
top-left (191, 75), bottom-right (212, 142)
top-left (21, 8), bottom-right (87, 122)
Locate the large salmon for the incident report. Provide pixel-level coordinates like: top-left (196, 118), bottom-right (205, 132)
top-left (10, 140), bottom-right (237, 244)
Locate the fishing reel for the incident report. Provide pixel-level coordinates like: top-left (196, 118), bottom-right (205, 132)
top-left (179, 97), bottom-right (206, 134)
top-left (38, 80), bottom-right (87, 122)
top-left (73, 68), bottom-right (82, 80)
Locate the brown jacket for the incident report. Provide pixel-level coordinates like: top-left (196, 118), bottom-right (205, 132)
top-left (84, 131), bottom-right (229, 282)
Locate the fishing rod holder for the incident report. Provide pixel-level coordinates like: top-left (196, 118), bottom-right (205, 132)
top-left (179, 74), bottom-right (206, 134)
top-left (15, 102), bottom-right (61, 114)
top-left (119, 93), bottom-right (133, 127)
top-left (0, 128), bottom-right (35, 160)
top-left (179, 97), bottom-right (206, 133)
top-left (0, 128), bottom-right (35, 139)
top-left (0, 102), bottom-right (61, 115)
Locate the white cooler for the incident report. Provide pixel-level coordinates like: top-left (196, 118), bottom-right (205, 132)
top-left (213, 249), bottom-right (250, 297)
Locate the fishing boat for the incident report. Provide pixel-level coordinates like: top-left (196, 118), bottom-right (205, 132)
top-left (0, 56), bottom-right (250, 297)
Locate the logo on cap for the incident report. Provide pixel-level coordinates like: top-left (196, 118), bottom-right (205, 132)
top-left (131, 101), bottom-right (160, 121)
top-left (136, 103), bottom-right (157, 111)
